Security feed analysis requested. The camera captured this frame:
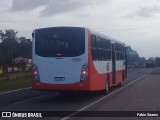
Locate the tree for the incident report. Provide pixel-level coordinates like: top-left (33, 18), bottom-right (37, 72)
top-left (0, 29), bottom-right (19, 66)
top-left (0, 29), bottom-right (18, 42)
top-left (0, 29), bottom-right (32, 73)
top-left (156, 57), bottom-right (160, 67)
top-left (126, 46), bottom-right (140, 67)
top-left (18, 37), bottom-right (32, 58)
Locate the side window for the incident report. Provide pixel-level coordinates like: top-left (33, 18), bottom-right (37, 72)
top-left (106, 39), bottom-right (111, 60)
top-left (97, 37), bottom-right (102, 61)
top-left (106, 50), bottom-right (111, 60)
top-left (106, 39), bottom-right (111, 50)
top-left (115, 43), bottom-right (124, 60)
top-left (91, 34), bottom-right (97, 61)
top-left (96, 37), bottom-right (101, 48)
top-left (91, 35), bottom-right (112, 61)
top-left (102, 38), bottom-right (106, 49)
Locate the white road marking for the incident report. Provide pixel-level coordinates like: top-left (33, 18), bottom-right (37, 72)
top-left (0, 87), bottom-right (31, 95)
top-left (60, 71), bottom-right (152, 120)
top-left (12, 95), bottom-right (45, 105)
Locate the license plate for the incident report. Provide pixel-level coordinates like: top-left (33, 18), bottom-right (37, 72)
top-left (54, 77), bottom-right (65, 81)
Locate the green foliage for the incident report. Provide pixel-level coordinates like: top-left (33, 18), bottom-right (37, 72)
top-left (0, 29), bottom-right (32, 66)
top-left (0, 76), bottom-right (31, 92)
top-left (18, 37), bottom-right (32, 58)
top-left (0, 29), bottom-right (19, 65)
top-left (0, 73), bottom-right (7, 78)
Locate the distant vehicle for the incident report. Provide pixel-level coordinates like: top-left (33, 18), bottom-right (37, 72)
top-left (32, 27), bottom-right (127, 94)
top-left (145, 58), bottom-right (156, 68)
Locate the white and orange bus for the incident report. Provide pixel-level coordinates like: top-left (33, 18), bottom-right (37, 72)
top-left (32, 27), bottom-right (127, 94)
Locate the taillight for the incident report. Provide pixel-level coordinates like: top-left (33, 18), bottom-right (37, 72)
top-left (80, 63), bottom-right (88, 81)
top-left (33, 71), bottom-right (38, 75)
top-left (32, 64), bottom-right (40, 81)
top-left (81, 70), bottom-right (87, 75)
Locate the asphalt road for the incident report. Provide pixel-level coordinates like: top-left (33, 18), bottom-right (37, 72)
top-left (0, 67), bottom-right (159, 120)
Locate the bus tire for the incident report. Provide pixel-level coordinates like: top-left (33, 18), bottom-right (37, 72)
top-left (118, 72), bottom-right (124, 87)
top-left (102, 77), bottom-right (109, 95)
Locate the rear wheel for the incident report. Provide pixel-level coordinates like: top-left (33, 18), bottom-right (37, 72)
top-left (118, 82), bottom-right (122, 87)
top-left (102, 77), bottom-right (109, 95)
top-left (118, 72), bottom-right (124, 87)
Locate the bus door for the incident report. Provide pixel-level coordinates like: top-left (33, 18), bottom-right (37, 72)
top-left (111, 43), bottom-right (116, 84)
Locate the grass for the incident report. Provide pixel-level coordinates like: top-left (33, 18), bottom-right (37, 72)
top-left (0, 75), bottom-right (31, 93)
top-left (0, 73), bottom-right (7, 78)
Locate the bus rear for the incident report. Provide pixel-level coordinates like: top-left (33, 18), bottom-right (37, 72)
top-left (32, 27), bottom-right (89, 91)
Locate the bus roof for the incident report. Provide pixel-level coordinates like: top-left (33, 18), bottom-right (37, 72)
top-left (33, 26), bottom-right (126, 46)
top-left (34, 26), bottom-right (85, 31)
top-left (89, 29), bottom-right (126, 46)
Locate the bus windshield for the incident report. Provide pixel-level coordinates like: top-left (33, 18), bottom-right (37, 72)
top-left (35, 27), bottom-right (85, 57)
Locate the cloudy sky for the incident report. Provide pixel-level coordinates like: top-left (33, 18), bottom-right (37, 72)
top-left (0, 0), bottom-right (160, 58)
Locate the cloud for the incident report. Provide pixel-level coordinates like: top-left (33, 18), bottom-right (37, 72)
top-left (136, 5), bottom-right (160, 17)
top-left (11, 0), bottom-right (107, 16)
top-left (129, 5), bottom-right (160, 18)
top-left (11, 0), bottom-right (48, 11)
top-left (40, 0), bottom-right (89, 16)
